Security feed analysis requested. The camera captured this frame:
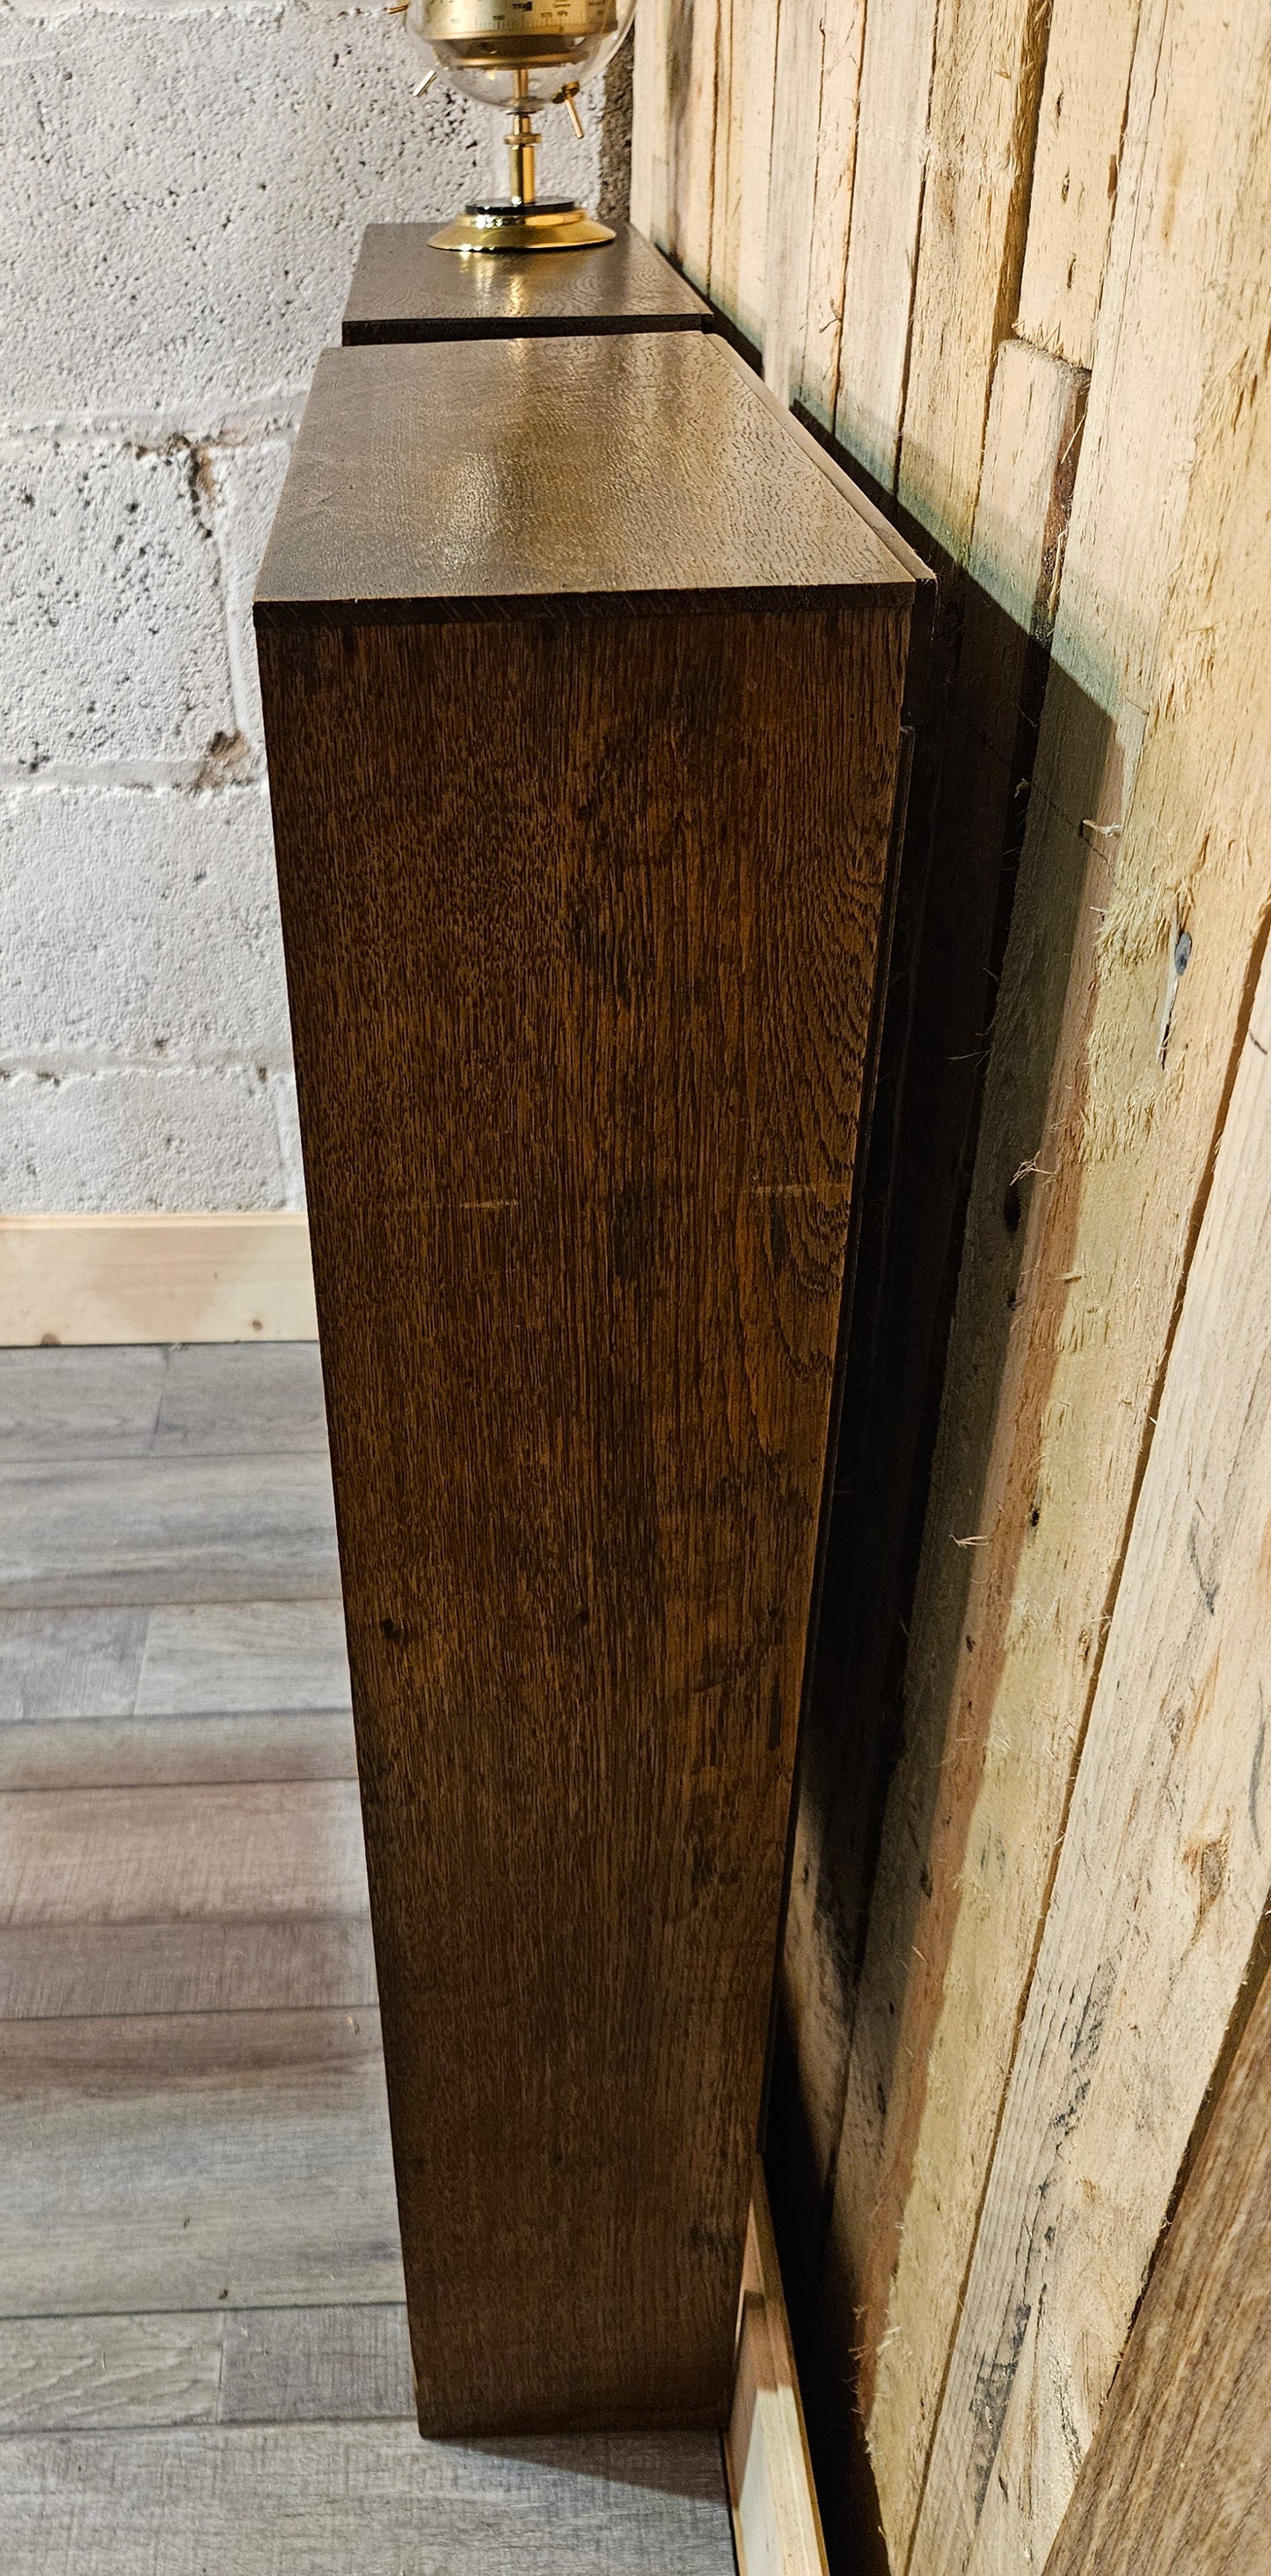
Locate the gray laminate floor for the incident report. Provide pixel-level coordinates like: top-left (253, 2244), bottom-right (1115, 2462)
top-left (0, 1342), bottom-right (735, 2574)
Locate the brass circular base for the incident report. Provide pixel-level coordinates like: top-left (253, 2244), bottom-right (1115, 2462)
top-left (428, 201), bottom-right (616, 253)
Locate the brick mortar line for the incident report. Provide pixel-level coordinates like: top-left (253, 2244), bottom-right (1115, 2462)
top-left (0, 768), bottom-right (266, 794)
top-left (2, 1063), bottom-right (296, 1079)
top-left (0, 411), bottom-right (301, 451)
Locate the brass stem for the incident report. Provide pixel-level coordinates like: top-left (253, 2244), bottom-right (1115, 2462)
top-left (505, 69), bottom-right (538, 208)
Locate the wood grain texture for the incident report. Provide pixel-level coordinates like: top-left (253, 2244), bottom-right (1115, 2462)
top-left (152, 1342), bottom-right (328, 1456)
top-left (0, 2314), bottom-right (223, 2435)
top-left (0, 1213), bottom-right (318, 1346)
top-left (0, 2008), bottom-right (404, 2316)
top-left (1014, 0), bottom-right (1141, 367)
top-left (0, 1345), bottom-right (165, 1455)
top-left (0, 1608), bottom-right (148, 1722)
top-left (762, 0), bottom-right (826, 410)
top-left (135, 1599), bottom-right (351, 1716)
top-left (727, 2174), bottom-right (828, 2576)
top-left (0, 2303), bottom-right (413, 2435)
top-left (798, 0), bottom-right (867, 431)
top-left (629, 0), bottom-right (671, 245)
top-left (706, 0), bottom-right (778, 349)
top-left (631, 13), bottom-right (1271, 2575)
top-left (255, 335), bottom-right (911, 625)
top-left (258, 327), bottom-right (910, 2435)
top-left (910, 933), bottom-right (1271, 2576)
top-left (1038, 0), bottom-right (1264, 755)
top-left (0, 1779), bottom-right (368, 1926)
top-left (0, 1710), bottom-right (357, 1790)
top-left (0, 1342), bottom-right (327, 1460)
top-left (341, 219), bottom-right (711, 343)
top-left (0, 1346), bottom-right (738, 2565)
top-left (895, 0), bottom-right (1053, 561)
top-left (959, 338), bottom-right (1088, 671)
top-left (854, 14), bottom-right (1271, 2556)
top-left (763, 0), bottom-right (866, 429)
top-left (0, 2421), bottom-right (736, 2576)
top-left (0, 1454), bottom-right (340, 1608)
top-left (0, 1914), bottom-right (377, 2020)
top-left (1044, 1935), bottom-right (1271, 2576)
top-left (218, 2302), bottom-right (413, 2424)
top-left (664, 0), bottom-right (720, 283)
top-left (782, 336), bottom-right (1084, 2334)
top-left (832, 0), bottom-right (939, 489)
top-left (0, 1601), bottom-right (350, 1723)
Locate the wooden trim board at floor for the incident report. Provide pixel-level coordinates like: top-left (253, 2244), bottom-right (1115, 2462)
top-left (0, 1217), bottom-right (318, 1345)
top-left (727, 2170), bottom-right (830, 2576)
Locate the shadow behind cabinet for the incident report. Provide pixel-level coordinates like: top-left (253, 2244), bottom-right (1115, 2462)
top-left (255, 283), bottom-right (915, 2439)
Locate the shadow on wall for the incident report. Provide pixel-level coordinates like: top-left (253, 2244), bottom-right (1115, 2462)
top-left (749, 432), bottom-right (1117, 2576)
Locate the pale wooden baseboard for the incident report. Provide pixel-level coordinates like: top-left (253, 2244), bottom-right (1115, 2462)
top-left (0, 1215), bottom-right (318, 1345)
top-left (727, 2170), bottom-right (829, 2576)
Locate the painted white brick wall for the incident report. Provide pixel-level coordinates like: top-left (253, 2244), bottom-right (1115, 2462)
top-left (2, 0), bottom-right (610, 1211)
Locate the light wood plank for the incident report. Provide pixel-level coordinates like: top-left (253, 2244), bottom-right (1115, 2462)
top-left (630, 0), bottom-right (671, 245)
top-left (0, 1214), bottom-right (318, 1348)
top-left (707, 0), bottom-right (737, 309)
top-left (0, 1455), bottom-right (340, 1608)
top-left (793, 0), bottom-right (867, 430)
top-left (135, 1600), bottom-right (351, 1716)
top-left (665, 0), bottom-right (720, 285)
top-left (218, 2302), bottom-right (413, 2424)
top-left (762, 0), bottom-right (823, 408)
top-left (727, 2175), bottom-right (828, 2576)
top-left (0, 1710), bottom-right (358, 1790)
top-left (1015, 0), bottom-right (1142, 367)
top-left (0, 2009), bottom-right (404, 2315)
top-left (845, 4), bottom-right (1271, 2558)
top-left (0, 1916), bottom-right (377, 2020)
top-left (810, 330), bottom-right (1087, 2334)
top-left (907, 303), bottom-right (1271, 2576)
top-left (0, 1780), bottom-right (368, 1927)
top-left (1037, 0), bottom-right (1266, 779)
top-left (961, 338), bottom-right (1089, 659)
top-left (1044, 1934), bottom-right (1271, 2576)
top-left (752, 0), bottom-right (868, 420)
top-left (895, 0), bottom-right (1053, 561)
top-left (0, 1348), bottom-right (164, 1459)
top-left (0, 1610), bottom-right (148, 1722)
top-left (0, 2313), bottom-right (223, 2435)
top-left (706, 0), bottom-right (778, 348)
top-left (833, 0), bottom-right (939, 488)
top-left (0, 2420), bottom-right (736, 2576)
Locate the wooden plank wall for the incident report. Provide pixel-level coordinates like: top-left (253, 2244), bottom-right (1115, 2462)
top-left (633, 6), bottom-right (1271, 2572)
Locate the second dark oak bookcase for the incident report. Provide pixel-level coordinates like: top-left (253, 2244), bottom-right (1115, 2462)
top-left (342, 216), bottom-right (711, 343)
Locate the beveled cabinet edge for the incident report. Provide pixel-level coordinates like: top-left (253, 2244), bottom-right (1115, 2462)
top-left (253, 581), bottom-right (914, 633)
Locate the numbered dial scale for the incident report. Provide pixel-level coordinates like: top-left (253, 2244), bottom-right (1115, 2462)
top-left (405, 0), bottom-right (637, 252)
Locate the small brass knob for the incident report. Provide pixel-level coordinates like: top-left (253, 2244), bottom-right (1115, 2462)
top-left (555, 80), bottom-right (585, 140)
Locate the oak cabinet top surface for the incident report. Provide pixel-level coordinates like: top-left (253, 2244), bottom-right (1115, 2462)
top-left (255, 333), bottom-right (916, 626)
top-left (341, 221), bottom-right (712, 344)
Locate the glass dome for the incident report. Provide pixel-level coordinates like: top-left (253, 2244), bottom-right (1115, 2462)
top-left (405, 0), bottom-right (637, 112)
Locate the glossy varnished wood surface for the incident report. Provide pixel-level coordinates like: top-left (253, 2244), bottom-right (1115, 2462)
top-left (254, 333), bottom-right (914, 626)
top-left (259, 554), bottom-right (909, 2433)
top-left (341, 219), bottom-right (712, 344)
top-left (0, 1345), bottom-right (735, 2574)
